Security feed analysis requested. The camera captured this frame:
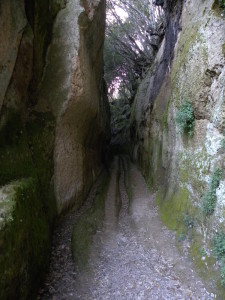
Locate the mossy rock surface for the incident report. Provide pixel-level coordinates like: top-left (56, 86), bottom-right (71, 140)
top-left (0, 111), bottom-right (56, 299)
top-left (0, 181), bottom-right (24, 230)
top-left (0, 110), bottom-right (56, 213)
top-left (0, 178), bottom-right (52, 300)
top-left (156, 186), bottom-right (225, 296)
top-left (156, 187), bottom-right (197, 234)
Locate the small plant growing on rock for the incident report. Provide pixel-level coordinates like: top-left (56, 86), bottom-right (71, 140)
top-left (213, 231), bottom-right (225, 259)
top-left (183, 214), bottom-right (195, 229)
top-left (177, 233), bottom-right (186, 242)
top-left (221, 264), bottom-right (225, 287)
top-left (201, 168), bottom-right (222, 216)
top-left (176, 101), bottom-right (195, 136)
top-left (213, 231), bottom-right (225, 286)
top-left (200, 247), bottom-right (207, 257)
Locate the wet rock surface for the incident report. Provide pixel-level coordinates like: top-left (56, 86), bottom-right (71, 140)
top-left (38, 157), bottom-right (213, 299)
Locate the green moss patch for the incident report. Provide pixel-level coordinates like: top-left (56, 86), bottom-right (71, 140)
top-left (0, 178), bottom-right (52, 300)
top-left (156, 188), bottom-right (198, 236)
top-left (156, 186), bottom-right (224, 295)
top-left (0, 181), bottom-right (24, 230)
top-left (201, 168), bottom-right (222, 216)
top-left (189, 233), bottom-right (220, 291)
top-left (213, 231), bottom-right (225, 287)
top-left (178, 148), bottom-right (210, 193)
top-left (72, 174), bottom-right (110, 268)
top-left (0, 110), bottom-right (56, 213)
top-left (0, 111), bottom-right (56, 299)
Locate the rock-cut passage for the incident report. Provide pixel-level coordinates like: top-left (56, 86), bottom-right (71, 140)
top-left (38, 156), bottom-right (214, 299)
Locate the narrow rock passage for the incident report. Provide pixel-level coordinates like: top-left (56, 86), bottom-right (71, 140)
top-left (38, 156), bottom-right (212, 299)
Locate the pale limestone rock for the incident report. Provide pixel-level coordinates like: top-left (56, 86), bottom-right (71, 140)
top-left (1, 0), bottom-right (109, 213)
top-left (38, 0), bottom-right (109, 213)
top-left (131, 0), bottom-right (225, 232)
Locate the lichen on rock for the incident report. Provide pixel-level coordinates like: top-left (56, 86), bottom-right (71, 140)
top-left (130, 0), bottom-right (225, 293)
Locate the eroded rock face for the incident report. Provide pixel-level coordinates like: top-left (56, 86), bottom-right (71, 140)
top-left (35, 0), bottom-right (110, 213)
top-left (0, 0), bottom-right (109, 298)
top-left (131, 0), bottom-right (225, 293)
top-left (55, 0), bottom-right (110, 212)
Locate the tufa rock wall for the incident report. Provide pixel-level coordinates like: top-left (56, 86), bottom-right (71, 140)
top-left (131, 0), bottom-right (225, 292)
top-left (0, 0), bottom-right (109, 298)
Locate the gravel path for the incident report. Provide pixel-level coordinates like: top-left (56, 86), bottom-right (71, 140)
top-left (38, 156), bottom-right (213, 299)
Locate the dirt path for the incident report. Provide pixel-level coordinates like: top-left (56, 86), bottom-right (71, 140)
top-left (37, 176), bottom-right (103, 300)
top-left (72, 157), bottom-right (212, 299)
top-left (38, 156), bottom-right (213, 299)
